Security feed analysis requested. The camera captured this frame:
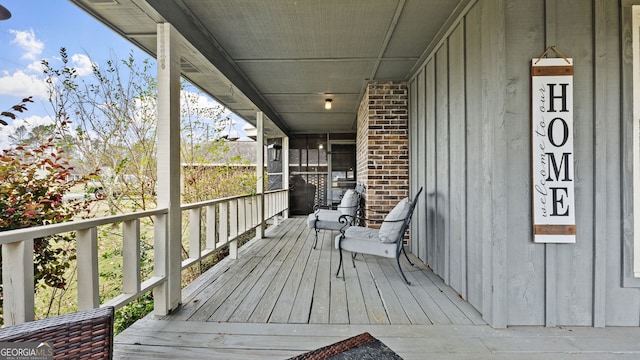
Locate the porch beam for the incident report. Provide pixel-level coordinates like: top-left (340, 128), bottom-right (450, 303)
top-left (145, 0), bottom-right (288, 134)
top-left (156, 22), bottom-right (182, 315)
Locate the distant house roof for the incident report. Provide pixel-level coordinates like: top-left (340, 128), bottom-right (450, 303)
top-left (223, 140), bottom-right (257, 163)
top-left (182, 140), bottom-right (263, 166)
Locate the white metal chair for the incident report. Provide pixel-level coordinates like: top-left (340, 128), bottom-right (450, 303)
top-left (306, 184), bottom-right (364, 249)
top-left (335, 187), bottom-right (423, 285)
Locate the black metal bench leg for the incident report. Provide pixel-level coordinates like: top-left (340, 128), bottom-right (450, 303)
top-left (313, 228), bottom-right (319, 249)
top-left (397, 255), bottom-right (411, 285)
top-left (336, 241), bottom-right (344, 280)
top-left (401, 246), bottom-right (414, 266)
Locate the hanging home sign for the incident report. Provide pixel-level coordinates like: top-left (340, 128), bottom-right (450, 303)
top-left (531, 49), bottom-right (576, 243)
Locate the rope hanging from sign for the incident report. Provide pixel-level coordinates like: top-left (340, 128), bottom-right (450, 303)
top-left (534, 45), bottom-right (571, 65)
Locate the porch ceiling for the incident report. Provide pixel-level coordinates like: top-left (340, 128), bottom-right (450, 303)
top-left (69, 0), bottom-right (468, 136)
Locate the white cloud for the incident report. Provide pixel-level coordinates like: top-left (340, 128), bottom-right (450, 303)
top-left (71, 54), bottom-right (94, 76)
top-left (0, 70), bottom-right (48, 100)
top-left (0, 115), bottom-right (54, 151)
top-left (10, 29), bottom-right (44, 61)
top-left (26, 61), bottom-right (44, 73)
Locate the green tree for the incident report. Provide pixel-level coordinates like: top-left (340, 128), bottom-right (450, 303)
top-left (43, 48), bottom-right (158, 214)
top-left (180, 92), bottom-right (256, 202)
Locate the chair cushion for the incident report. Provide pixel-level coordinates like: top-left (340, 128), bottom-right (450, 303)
top-left (335, 229), bottom-right (397, 258)
top-left (307, 210), bottom-right (347, 231)
top-left (378, 197), bottom-right (411, 243)
top-left (337, 189), bottom-right (358, 217)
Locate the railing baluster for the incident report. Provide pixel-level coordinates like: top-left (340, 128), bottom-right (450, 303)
top-left (189, 208), bottom-right (202, 264)
top-left (77, 227), bottom-right (99, 310)
top-left (229, 200), bottom-right (238, 240)
top-left (253, 196), bottom-right (257, 227)
top-left (274, 192), bottom-right (278, 217)
top-left (2, 239), bottom-right (35, 325)
top-left (256, 194), bottom-right (266, 239)
top-left (238, 198), bottom-right (247, 235)
top-left (229, 200), bottom-right (238, 259)
top-left (205, 204), bottom-right (216, 251)
top-left (218, 202), bottom-right (228, 249)
top-left (271, 192), bottom-right (276, 218)
top-left (153, 213), bottom-right (169, 316)
top-left (270, 194), bottom-right (280, 226)
top-left (123, 219), bottom-right (141, 295)
top-left (244, 197), bottom-right (250, 229)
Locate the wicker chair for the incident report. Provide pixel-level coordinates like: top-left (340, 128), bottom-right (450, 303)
top-left (0, 306), bottom-right (114, 360)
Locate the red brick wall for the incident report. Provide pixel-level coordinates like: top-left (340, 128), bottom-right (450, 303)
top-left (357, 81), bottom-right (409, 226)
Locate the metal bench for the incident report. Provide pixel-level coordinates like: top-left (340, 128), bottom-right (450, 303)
top-left (335, 187), bottom-right (423, 285)
top-left (307, 184), bottom-right (365, 249)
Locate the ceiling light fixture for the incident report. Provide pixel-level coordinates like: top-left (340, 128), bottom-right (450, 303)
top-left (0, 4), bottom-right (11, 20)
top-left (325, 99), bottom-right (332, 110)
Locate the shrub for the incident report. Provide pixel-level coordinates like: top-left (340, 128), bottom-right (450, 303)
top-left (0, 125), bottom-right (96, 323)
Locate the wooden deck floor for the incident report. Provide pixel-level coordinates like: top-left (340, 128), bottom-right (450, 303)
top-left (165, 217), bottom-right (483, 326)
top-left (114, 217), bottom-right (640, 359)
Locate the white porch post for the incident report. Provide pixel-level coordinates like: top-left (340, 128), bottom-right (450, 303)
top-left (256, 112), bottom-right (266, 238)
top-left (155, 23), bottom-right (182, 315)
top-left (282, 136), bottom-right (290, 219)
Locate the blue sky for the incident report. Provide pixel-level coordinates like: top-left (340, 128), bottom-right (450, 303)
top-left (0, 1), bottom-right (248, 149)
top-left (0, 1), bottom-right (145, 114)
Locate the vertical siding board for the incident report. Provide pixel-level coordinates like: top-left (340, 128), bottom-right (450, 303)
top-left (622, 3), bottom-right (640, 290)
top-left (605, 1), bottom-right (640, 325)
top-left (592, 0), bottom-right (609, 328)
top-left (448, 23), bottom-right (467, 297)
top-left (622, 0), bottom-right (640, 306)
top-left (504, 0), bottom-right (545, 325)
top-left (464, 1), bottom-right (484, 314)
top-left (418, 70), bottom-right (428, 263)
top-left (436, 43), bottom-right (450, 280)
top-left (426, 60), bottom-right (438, 271)
top-left (555, 0), bottom-right (594, 326)
top-left (410, 77), bottom-right (419, 258)
top-left (480, 0), bottom-right (508, 328)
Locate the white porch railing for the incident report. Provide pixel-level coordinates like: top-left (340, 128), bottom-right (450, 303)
top-left (180, 189), bottom-right (288, 268)
top-left (0, 189), bottom-right (288, 326)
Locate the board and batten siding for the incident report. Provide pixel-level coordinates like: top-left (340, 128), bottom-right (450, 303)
top-left (408, 0), bottom-right (640, 327)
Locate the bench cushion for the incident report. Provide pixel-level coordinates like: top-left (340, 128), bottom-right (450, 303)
top-left (378, 197), bottom-right (411, 243)
top-left (335, 227), bottom-right (397, 258)
top-left (308, 209), bottom-right (352, 231)
top-left (337, 189), bottom-right (358, 217)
